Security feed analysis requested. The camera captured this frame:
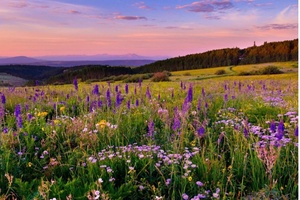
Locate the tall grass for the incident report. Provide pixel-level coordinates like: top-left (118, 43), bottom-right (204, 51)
top-left (0, 75), bottom-right (298, 199)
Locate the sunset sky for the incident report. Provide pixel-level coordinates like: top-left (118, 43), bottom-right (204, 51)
top-left (0, 0), bottom-right (298, 58)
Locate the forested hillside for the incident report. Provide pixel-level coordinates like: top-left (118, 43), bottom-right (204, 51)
top-left (135, 39), bottom-right (298, 73)
top-left (46, 65), bottom-right (133, 84)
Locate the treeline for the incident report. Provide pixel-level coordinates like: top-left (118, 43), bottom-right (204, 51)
top-left (134, 39), bottom-right (298, 74)
top-left (0, 65), bottom-right (65, 80)
top-left (46, 65), bottom-right (133, 84)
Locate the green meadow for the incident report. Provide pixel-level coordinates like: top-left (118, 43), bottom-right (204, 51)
top-left (0, 62), bottom-right (298, 199)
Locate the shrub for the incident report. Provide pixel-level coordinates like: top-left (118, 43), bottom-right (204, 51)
top-left (215, 69), bottom-right (226, 75)
top-left (151, 72), bottom-right (170, 82)
top-left (259, 66), bottom-right (283, 75)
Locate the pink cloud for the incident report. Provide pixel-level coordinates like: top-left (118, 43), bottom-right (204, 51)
top-left (177, 0), bottom-right (234, 13)
top-left (133, 2), bottom-right (153, 10)
top-left (115, 15), bottom-right (147, 20)
top-left (256, 23), bottom-right (298, 30)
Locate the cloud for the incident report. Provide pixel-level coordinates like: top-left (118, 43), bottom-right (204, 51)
top-left (133, 2), bottom-right (153, 10)
top-left (275, 5), bottom-right (298, 24)
top-left (68, 10), bottom-right (82, 15)
top-left (255, 23), bottom-right (298, 30)
top-left (177, 0), bottom-right (234, 13)
top-left (8, 2), bottom-right (29, 8)
top-left (115, 15), bottom-right (147, 20)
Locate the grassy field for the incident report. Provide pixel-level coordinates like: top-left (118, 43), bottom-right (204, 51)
top-left (0, 62), bottom-right (298, 199)
top-left (169, 61), bottom-right (298, 81)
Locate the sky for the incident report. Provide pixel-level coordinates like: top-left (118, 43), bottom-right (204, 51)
top-left (0, 0), bottom-right (298, 58)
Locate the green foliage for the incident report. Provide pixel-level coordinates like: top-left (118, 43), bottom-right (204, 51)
top-left (239, 66), bottom-right (283, 76)
top-left (215, 69), bottom-right (226, 75)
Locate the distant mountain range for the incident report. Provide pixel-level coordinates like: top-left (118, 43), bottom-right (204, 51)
top-left (0, 54), bottom-right (165, 67)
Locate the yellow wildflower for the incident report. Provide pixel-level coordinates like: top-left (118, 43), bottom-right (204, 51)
top-left (60, 107), bottom-right (65, 113)
top-left (97, 120), bottom-right (107, 128)
top-left (53, 120), bottom-right (60, 125)
top-left (27, 162), bottom-right (32, 167)
top-left (37, 112), bottom-right (48, 117)
top-left (188, 176), bottom-right (193, 182)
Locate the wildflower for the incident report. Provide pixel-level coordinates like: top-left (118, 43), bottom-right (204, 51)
top-left (73, 78), bottom-right (78, 91)
top-left (106, 89), bottom-right (111, 108)
top-left (27, 162), bottom-right (32, 167)
top-left (186, 84), bottom-right (193, 103)
top-left (276, 119), bottom-right (285, 140)
top-left (37, 112), bottom-right (48, 117)
top-left (295, 125), bottom-right (298, 137)
top-left (172, 107), bottom-right (180, 131)
top-left (224, 94), bottom-right (228, 102)
top-left (135, 99), bottom-right (139, 107)
top-left (243, 119), bottom-right (249, 138)
top-left (147, 119), bottom-right (155, 138)
top-left (60, 106), bottom-right (65, 113)
top-left (197, 126), bottom-right (205, 137)
top-left (127, 100), bottom-right (130, 110)
top-left (139, 185), bottom-right (145, 191)
top-left (188, 176), bottom-right (193, 182)
top-left (96, 120), bottom-right (107, 129)
top-left (116, 92), bottom-right (123, 107)
top-left (196, 181), bottom-right (204, 187)
top-left (166, 178), bottom-right (171, 186)
top-left (92, 84), bottom-right (99, 95)
top-left (125, 84), bottom-right (129, 94)
top-left (14, 104), bottom-right (21, 117)
top-left (94, 190), bottom-right (100, 199)
top-left (182, 193), bottom-right (189, 200)
top-left (1, 94), bottom-right (5, 104)
top-left (27, 113), bottom-right (32, 121)
top-left (146, 86), bottom-right (151, 99)
top-left (270, 119), bottom-right (276, 132)
top-left (98, 178), bottom-right (103, 183)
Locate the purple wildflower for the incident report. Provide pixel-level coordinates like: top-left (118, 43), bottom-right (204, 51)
top-left (27, 113), bottom-right (32, 121)
top-left (197, 98), bottom-right (202, 111)
top-left (295, 125), bottom-right (298, 137)
top-left (127, 100), bottom-right (130, 109)
top-left (172, 107), bottom-right (181, 131)
top-left (73, 78), bottom-right (78, 91)
top-left (182, 193), bottom-right (189, 200)
top-left (186, 84), bottom-right (193, 103)
top-left (135, 99), bottom-right (139, 107)
top-left (86, 95), bottom-right (90, 103)
top-left (1, 94), bottom-right (5, 104)
top-left (197, 126), bottom-right (205, 137)
top-left (125, 84), bottom-right (129, 94)
top-left (92, 85), bottom-right (99, 95)
top-left (276, 119), bottom-right (284, 140)
top-left (147, 119), bottom-right (155, 138)
top-left (270, 119), bottom-right (276, 133)
top-left (146, 86), bottom-right (151, 99)
top-left (202, 88), bottom-right (205, 97)
top-left (17, 115), bottom-right (22, 128)
top-left (98, 100), bottom-right (102, 108)
top-left (224, 94), bottom-right (228, 102)
top-left (106, 89), bottom-right (111, 108)
top-left (116, 92), bottom-right (123, 107)
top-left (115, 85), bottom-right (119, 92)
top-left (243, 119), bottom-right (249, 138)
top-left (14, 104), bottom-right (21, 117)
